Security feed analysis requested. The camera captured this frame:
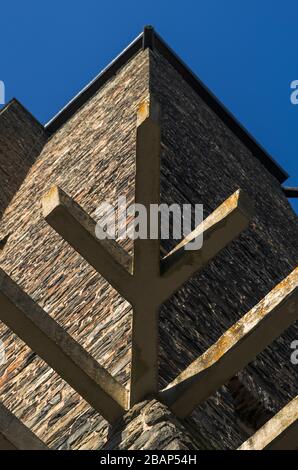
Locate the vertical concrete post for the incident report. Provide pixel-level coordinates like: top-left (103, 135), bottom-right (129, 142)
top-left (130, 97), bottom-right (161, 406)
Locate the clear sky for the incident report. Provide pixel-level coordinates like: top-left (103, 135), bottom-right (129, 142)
top-left (0, 1), bottom-right (297, 212)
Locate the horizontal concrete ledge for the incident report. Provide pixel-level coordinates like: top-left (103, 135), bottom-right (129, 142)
top-left (238, 396), bottom-right (298, 450)
top-left (0, 402), bottom-right (48, 450)
top-left (0, 269), bottom-right (127, 424)
top-left (160, 267), bottom-right (298, 418)
top-left (159, 189), bottom-right (254, 302)
top-left (42, 186), bottom-right (134, 302)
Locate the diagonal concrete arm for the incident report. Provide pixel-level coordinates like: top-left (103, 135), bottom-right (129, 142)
top-left (0, 269), bottom-right (127, 424)
top-left (160, 267), bottom-right (298, 418)
top-left (42, 186), bottom-right (134, 302)
top-left (0, 402), bottom-right (49, 450)
top-left (238, 396), bottom-right (298, 450)
top-left (159, 190), bottom-right (254, 302)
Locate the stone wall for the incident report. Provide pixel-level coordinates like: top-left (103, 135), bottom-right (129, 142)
top-left (0, 100), bottom-right (46, 219)
top-left (0, 44), bottom-right (297, 450)
top-left (151, 49), bottom-right (298, 448)
top-left (0, 49), bottom-right (148, 449)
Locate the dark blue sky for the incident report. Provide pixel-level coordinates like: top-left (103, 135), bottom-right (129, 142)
top-left (1, 1), bottom-right (297, 212)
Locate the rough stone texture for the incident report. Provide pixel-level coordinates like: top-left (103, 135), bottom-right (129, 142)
top-left (105, 399), bottom-right (206, 450)
top-left (0, 49), bottom-right (149, 449)
top-left (0, 100), bottom-right (47, 219)
top-left (150, 49), bottom-right (298, 449)
top-left (0, 43), bottom-right (297, 450)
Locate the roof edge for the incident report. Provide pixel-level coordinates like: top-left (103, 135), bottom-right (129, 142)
top-left (45, 26), bottom-right (288, 183)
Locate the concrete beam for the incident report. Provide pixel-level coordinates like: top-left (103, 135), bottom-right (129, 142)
top-left (160, 268), bottom-right (298, 418)
top-left (129, 302), bottom-right (159, 407)
top-left (0, 269), bottom-right (127, 424)
top-left (238, 396), bottom-right (298, 450)
top-left (159, 189), bottom-right (254, 302)
top-left (134, 97), bottom-right (161, 279)
top-left (42, 186), bottom-right (134, 302)
top-left (130, 98), bottom-right (161, 406)
top-left (0, 402), bottom-right (48, 450)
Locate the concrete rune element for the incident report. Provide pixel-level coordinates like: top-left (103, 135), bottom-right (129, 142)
top-left (0, 97), bottom-right (297, 449)
top-left (41, 97), bottom-right (255, 408)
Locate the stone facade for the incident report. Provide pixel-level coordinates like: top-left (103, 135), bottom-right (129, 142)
top-left (0, 49), bottom-right (148, 449)
top-left (0, 33), bottom-right (297, 450)
top-left (0, 100), bottom-right (47, 219)
top-left (151, 49), bottom-right (298, 448)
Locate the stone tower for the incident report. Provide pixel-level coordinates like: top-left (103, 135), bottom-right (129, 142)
top-left (0, 27), bottom-right (297, 450)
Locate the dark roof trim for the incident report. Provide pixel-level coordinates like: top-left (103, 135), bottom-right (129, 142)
top-left (45, 26), bottom-right (288, 183)
top-left (282, 187), bottom-right (298, 198)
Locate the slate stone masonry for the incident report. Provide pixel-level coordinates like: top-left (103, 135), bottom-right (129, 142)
top-left (0, 36), bottom-right (296, 450)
